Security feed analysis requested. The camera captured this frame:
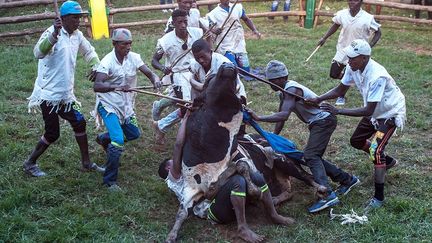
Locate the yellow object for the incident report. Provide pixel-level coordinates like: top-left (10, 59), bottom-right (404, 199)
top-left (89, 0), bottom-right (109, 40)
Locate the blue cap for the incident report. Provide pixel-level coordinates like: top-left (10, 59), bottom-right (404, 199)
top-left (60, 1), bottom-right (83, 16)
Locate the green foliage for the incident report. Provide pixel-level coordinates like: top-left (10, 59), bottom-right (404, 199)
top-left (1, 0), bottom-right (432, 242)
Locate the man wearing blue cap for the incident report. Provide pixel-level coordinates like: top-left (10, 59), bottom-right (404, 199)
top-left (25, 1), bottom-right (103, 177)
top-left (310, 39), bottom-right (406, 211)
top-left (246, 60), bottom-right (359, 213)
top-left (94, 28), bottom-right (161, 191)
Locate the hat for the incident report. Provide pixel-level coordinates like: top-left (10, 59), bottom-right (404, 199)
top-left (60, 1), bottom-right (83, 16)
top-left (344, 39), bottom-right (371, 58)
top-left (266, 60), bottom-right (288, 80)
top-left (112, 28), bottom-right (133, 42)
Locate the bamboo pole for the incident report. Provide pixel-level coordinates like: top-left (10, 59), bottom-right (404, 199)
top-left (129, 88), bottom-right (191, 104)
top-left (313, 0), bottom-right (324, 28)
top-left (363, 0), bottom-right (432, 11)
top-left (0, 0), bottom-right (66, 9)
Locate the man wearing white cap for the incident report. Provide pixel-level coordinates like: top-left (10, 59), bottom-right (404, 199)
top-left (93, 28), bottom-right (161, 191)
top-left (24, 0), bottom-right (103, 177)
top-left (310, 39), bottom-right (406, 211)
top-left (247, 60), bottom-right (358, 213)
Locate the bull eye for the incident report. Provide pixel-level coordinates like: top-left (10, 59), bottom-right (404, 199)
top-left (193, 174), bottom-right (201, 184)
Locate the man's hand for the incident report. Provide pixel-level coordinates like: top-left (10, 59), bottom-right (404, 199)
top-left (162, 66), bottom-right (172, 75)
top-left (115, 84), bottom-right (131, 92)
top-left (305, 96), bottom-right (321, 105)
top-left (154, 80), bottom-right (163, 89)
top-left (253, 30), bottom-right (262, 39)
top-left (87, 70), bottom-right (97, 82)
top-left (320, 102), bottom-right (339, 115)
top-left (52, 17), bottom-right (62, 37)
top-left (317, 37), bottom-right (326, 47)
top-left (244, 107), bottom-right (260, 121)
top-left (212, 27), bottom-right (222, 35)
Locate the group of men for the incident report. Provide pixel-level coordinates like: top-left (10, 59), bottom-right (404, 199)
top-left (24, 0), bottom-right (406, 241)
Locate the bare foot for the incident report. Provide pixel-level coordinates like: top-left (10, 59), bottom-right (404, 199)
top-left (271, 213), bottom-right (296, 225)
top-left (238, 225), bottom-right (264, 243)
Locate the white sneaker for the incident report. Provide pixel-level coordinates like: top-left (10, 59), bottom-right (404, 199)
top-left (162, 9), bottom-right (168, 13)
top-left (335, 97), bottom-right (346, 106)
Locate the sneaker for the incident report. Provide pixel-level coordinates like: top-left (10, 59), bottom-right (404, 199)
top-left (308, 191), bottom-right (340, 213)
top-left (107, 184), bottom-right (122, 192)
top-left (23, 161), bottom-right (46, 177)
top-left (95, 135), bottom-right (108, 152)
top-left (336, 175), bottom-right (360, 196)
top-left (364, 197), bottom-right (384, 213)
top-left (80, 162), bottom-right (105, 173)
top-left (152, 100), bottom-right (160, 121)
top-left (152, 121), bottom-right (166, 145)
top-left (168, 9), bottom-right (173, 12)
top-left (335, 97), bottom-right (346, 106)
top-left (162, 9), bottom-right (168, 13)
top-left (385, 156), bottom-right (399, 170)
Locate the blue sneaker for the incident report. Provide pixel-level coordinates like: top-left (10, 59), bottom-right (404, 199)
top-left (364, 197), bottom-right (384, 213)
top-left (308, 191), bottom-right (340, 213)
top-left (336, 176), bottom-right (360, 196)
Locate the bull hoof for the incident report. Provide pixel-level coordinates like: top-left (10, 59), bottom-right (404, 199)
top-left (165, 233), bottom-right (177, 243)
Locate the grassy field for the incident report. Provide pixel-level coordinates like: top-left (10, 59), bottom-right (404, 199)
top-left (1, 0), bottom-right (432, 242)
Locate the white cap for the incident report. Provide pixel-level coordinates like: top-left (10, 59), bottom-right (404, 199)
top-left (344, 39), bottom-right (371, 58)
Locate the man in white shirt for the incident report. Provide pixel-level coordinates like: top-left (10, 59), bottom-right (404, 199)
top-left (151, 9), bottom-right (203, 145)
top-left (318, 0), bottom-right (381, 105)
top-left (164, 0), bottom-right (204, 33)
top-left (310, 39), bottom-right (406, 211)
top-left (94, 28), bottom-right (161, 191)
top-left (207, 0), bottom-right (261, 78)
top-left (24, 1), bottom-right (103, 177)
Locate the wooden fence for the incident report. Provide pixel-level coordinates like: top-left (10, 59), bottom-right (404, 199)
top-left (0, 0), bottom-right (431, 38)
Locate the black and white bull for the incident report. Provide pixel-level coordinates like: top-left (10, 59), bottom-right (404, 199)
top-left (166, 63), bottom-right (252, 242)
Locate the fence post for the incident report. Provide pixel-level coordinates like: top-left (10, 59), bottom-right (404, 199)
top-left (305, 0), bottom-right (316, 28)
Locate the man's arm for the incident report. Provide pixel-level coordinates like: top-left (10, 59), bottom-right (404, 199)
top-left (274, 93), bottom-right (285, 134)
top-left (311, 83), bottom-right (350, 104)
top-left (318, 23), bottom-right (340, 46)
top-left (241, 14), bottom-right (261, 38)
top-left (369, 28), bottom-right (381, 48)
top-left (93, 72), bottom-right (129, 93)
top-left (151, 47), bottom-right (172, 75)
top-left (138, 64), bottom-right (162, 88)
top-left (170, 112), bottom-right (190, 180)
top-left (321, 101), bottom-right (378, 117)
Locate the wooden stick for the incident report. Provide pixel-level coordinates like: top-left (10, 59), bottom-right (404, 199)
top-left (129, 88), bottom-right (191, 104)
top-left (134, 84), bottom-right (170, 89)
top-left (214, 19), bottom-right (237, 52)
top-left (305, 45), bottom-right (321, 63)
top-left (313, 0), bottom-right (324, 28)
top-left (0, 0), bottom-right (66, 9)
top-left (220, 0), bottom-right (240, 30)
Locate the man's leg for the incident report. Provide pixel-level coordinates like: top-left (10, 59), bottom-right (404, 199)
top-left (208, 175), bottom-right (264, 242)
top-left (283, 0), bottom-right (291, 20)
top-left (98, 104), bottom-right (125, 188)
top-left (23, 102), bottom-right (61, 176)
top-left (269, 0), bottom-right (279, 19)
top-left (122, 115), bottom-right (141, 142)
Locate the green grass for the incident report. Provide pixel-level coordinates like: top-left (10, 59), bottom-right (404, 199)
top-left (1, 0), bottom-right (432, 242)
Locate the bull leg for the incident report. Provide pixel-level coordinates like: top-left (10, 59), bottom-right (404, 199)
top-left (236, 161), bottom-right (261, 199)
top-left (206, 162), bottom-right (237, 200)
top-left (291, 161), bottom-right (327, 197)
top-left (166, 206), bottom-right (189, 243)
top-left (272, 170), bottom-right (294, 206)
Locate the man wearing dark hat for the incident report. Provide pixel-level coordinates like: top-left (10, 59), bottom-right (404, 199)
top-left (24, 0), bottom-right (103, 177)
top-left (247, 60), bottom-right (359, 213)
top-left (94, 28), bottom-right (161, 191)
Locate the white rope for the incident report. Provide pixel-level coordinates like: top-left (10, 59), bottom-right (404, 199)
top-left (329, 209), bottom-right (368, 225)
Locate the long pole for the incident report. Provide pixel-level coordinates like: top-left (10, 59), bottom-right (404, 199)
top-left (53, 0), bottom-right (61, 36)
top-left (129, 88), bottom-right (192, 104)
top-left (214, 19), bottom-right (237, 52)
top-left (305, 44), bottom-right (321, 62)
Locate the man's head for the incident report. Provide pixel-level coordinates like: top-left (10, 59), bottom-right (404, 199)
top-left (192, 39), bottom-right (212, 70)
top-left (178, 0), bottom-right (193, 12)
top-left (60, 1), bottom-right (83, 34)
top-left (158, 158), bottom-right (173, 179)
top-left (172, 9), bottom-right (188, 36)
top-left (219, 0), bottom-right (230, 6)
top-left (265, 60), bottom-right (289, 91)
top-left (112, 28), bottom-right (133, 58)
top-left (344, 39), bottom-right (371, 71)
top-left (348, 0), bottom-right (362, 13)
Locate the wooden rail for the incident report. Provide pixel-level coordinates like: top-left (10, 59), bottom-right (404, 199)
top-left (0, 0), bottom-right (66, 9)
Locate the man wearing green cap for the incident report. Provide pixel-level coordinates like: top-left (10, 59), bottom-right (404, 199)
top-left (94, 28), bottom-right (161, 191)
top-left (24, 0), bottom-right (103, 177)
top-left (246, 60), bottom-right (359, 213)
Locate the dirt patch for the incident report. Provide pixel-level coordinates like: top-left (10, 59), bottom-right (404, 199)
top-left (403, 43), bottom-right (432, 56)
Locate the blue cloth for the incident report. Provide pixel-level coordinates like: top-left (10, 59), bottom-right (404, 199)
top-left (243, 111), bottom-right (304, 161)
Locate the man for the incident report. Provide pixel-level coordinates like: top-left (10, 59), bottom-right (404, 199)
top-left (268, 0), bottom-right (291, 21)
top-left (24, 1), bottom-right (103, 177)
top-left (164, 0), bottom-right (205, 33)
top-left (189, 39), bottom-right (246, 102)
top-left (318, 0), bottom-right (381, 106)
top-left (246, 60), bottom-right (359, 213)
top-left (158, 112), bottom-right (295, 243)
top-left (310, 39), bottom-right (406, 211)
top-left (94, 28), bottom-right (161, 191)
top-left (151, 9), bottom-right (203, 145)
top-left (206, 0), bottom-right (261, 76)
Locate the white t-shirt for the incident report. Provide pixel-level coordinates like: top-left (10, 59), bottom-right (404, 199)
top-left (96, 50), bottom-right (144, 123)
top-left (165, 8), bottom-right (201, 33)
top-left (332, 9), bottom-right (380, 64)
top-left (189, 52), bottom-right (246, 99)
top-left (341, 59), bottom-right (406, 128)
top-left (206, 3), bottom-right (247, 54)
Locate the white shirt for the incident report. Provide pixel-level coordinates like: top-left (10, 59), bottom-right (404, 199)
top-left (332, 9), bottom-right (380, 64)
top-left (206, 3), bottom-right (247, 54)
top-left (96, 50), bottom-right (145, 123)
top-left (28, 26), bottom-right (98, 112)
top-left (164, 8), bottom-right (201, 33)
top-left (341, 59), bottom-right (406, 128)
top-left (189, 52), bottom-right (246, 99)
